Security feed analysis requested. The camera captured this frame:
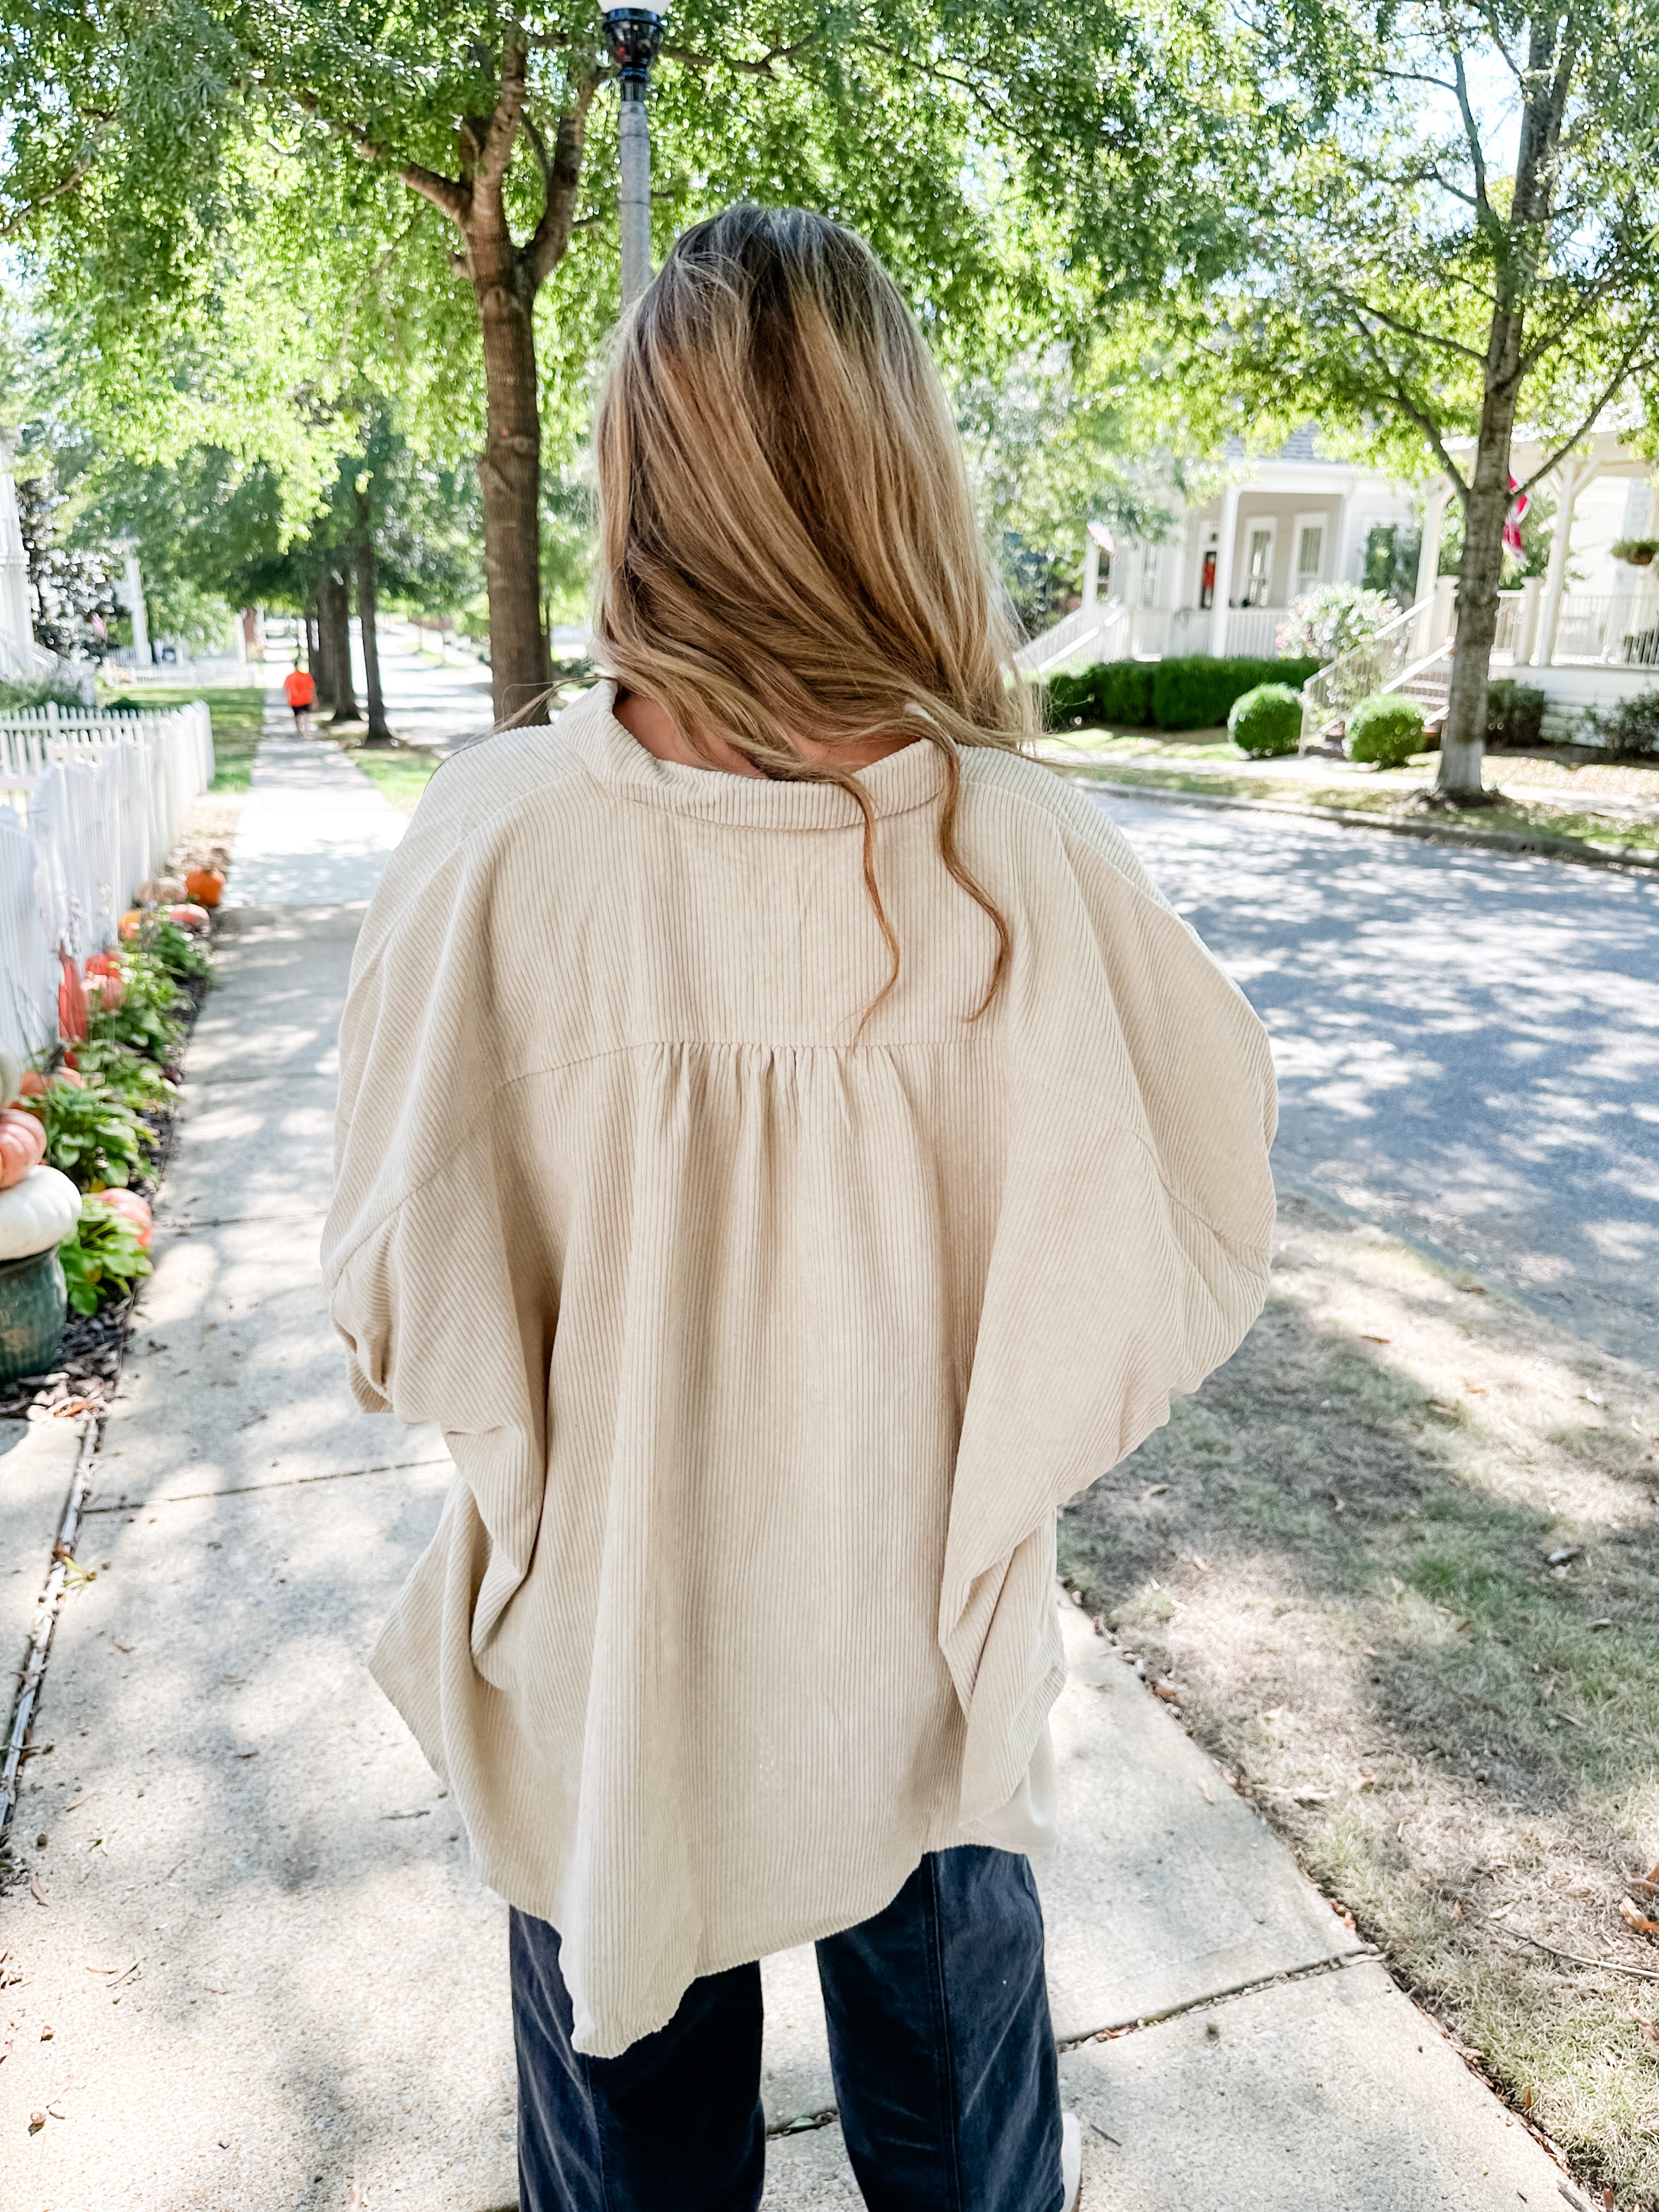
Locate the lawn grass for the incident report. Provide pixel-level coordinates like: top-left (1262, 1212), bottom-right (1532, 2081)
top-left (344, 745), bottom-right (442, 813)
top-left (1042, 727), bottom-right (1659, 860)
top-left (103, 682), bottom-right (268, 794)
top-left (1058, 1189), bottom-right (1659, 2204)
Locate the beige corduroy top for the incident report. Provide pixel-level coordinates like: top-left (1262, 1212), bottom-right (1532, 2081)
top-left (322, 681), bottom-right (1277, 2057)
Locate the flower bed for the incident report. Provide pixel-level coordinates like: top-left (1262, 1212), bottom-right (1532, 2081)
top-left (0, 882), bottom-right (219, 1419)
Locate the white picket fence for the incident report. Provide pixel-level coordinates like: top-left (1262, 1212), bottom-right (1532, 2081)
top-left (0, 700), bottom-right (215, 1065)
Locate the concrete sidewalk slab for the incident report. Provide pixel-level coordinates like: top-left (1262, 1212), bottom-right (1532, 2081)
top-left (764, 1959), bottom-right (1573, 2209)
top-left (1, 1418), bottom-right (82, 1688)
top-left (92, 1218), bottom-right (442, 1506)
top-left (153, 1075), bottom-right (338, 1228)
top-left (228, 736), bottom-right (407, 909)
top-left (184, 907), bottom-right (364, 1087)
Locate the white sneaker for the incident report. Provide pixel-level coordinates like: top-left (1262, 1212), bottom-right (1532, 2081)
top-left (1061, 2110), bottom-right (1082, 2212)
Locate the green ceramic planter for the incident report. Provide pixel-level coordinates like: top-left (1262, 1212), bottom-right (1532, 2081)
top-left (0, 1243), bottom-right (69, 1386)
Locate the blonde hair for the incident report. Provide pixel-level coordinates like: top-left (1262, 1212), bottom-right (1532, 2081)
top-left (591, 205), bottom-right (1035, 1023)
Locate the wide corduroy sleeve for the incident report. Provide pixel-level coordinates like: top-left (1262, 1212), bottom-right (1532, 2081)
top-left (941, 794), bottom-right (1278, 1822)
top-left (321, 766), bottom-right (570, 1660)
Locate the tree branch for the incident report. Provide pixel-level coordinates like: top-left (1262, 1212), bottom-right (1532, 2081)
top-left (662, 36), bottom-right (819, 77)
top-left (0, 156), bottom-right (98, 239)
top-left (525, 74), bottom-right (601, 289)
top-left (1516, 332), bottom-right (1659, 498)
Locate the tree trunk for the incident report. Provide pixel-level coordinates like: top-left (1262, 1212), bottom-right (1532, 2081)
top-left (355, 490), bottom-right (392, 746)
top-left (472, 235), bottom-right (549, 728)
top-left (1437, 326), bottom-right (1523, 802)
top-left (324, 569), bottom-right (359, 725)
top-left (308, 599), bottom-right (330, 707)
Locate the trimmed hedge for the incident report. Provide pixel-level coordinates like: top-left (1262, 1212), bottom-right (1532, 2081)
top-left (1228, 683), bottom-right (1304, 758)
top-left (1042, 654), bottom-right (1317, 734)
top-left (1346, 693), bottom-right (1426, 768)
top-left (1486, 679), bottom-right (1546, 750)
top-left (1152, 656), bottom-right (1320, 732)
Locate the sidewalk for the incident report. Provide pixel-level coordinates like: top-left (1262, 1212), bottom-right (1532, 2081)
top-left (1, 695), bottom-right (1582, 2207)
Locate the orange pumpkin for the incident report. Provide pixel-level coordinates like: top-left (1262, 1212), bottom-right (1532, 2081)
top-left (85, 951), bottom-right (126, 1011)
top-left (119, 909), bottom-right (143, 941)
top-left (168, 904), bottom-right (211, 934)
top-left (98, 1187), bottom-right (154, 1250)
top-left (18, 1069), bottom-right (48, 1097)
top-left (58, 952), bottom-right (88, 1043)
top-left (0, 1107), bottom-right (47, 1190)
top-left (184, 865), bottom-right (225, 910)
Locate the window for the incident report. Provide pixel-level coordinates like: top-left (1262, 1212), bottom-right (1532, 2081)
top-left (1139, 545), bottom-right (1161, 607)
top-left (1199, 547), bottom-right (1217, 611)
top-left (1296, 524), bottom-right (1323, 585)
top-left (1239, 523), bottom-right (1276, 607)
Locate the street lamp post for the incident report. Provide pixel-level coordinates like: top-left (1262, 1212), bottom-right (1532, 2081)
top-left (603, 8), bottom-right (667, 308)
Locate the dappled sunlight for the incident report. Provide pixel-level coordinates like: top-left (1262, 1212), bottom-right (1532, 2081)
top-left (1102, 794), bottom-right (1659, 1359)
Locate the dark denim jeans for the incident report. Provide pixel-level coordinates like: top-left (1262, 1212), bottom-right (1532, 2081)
top-left (512, 1844), bottom-right (1064, 2212)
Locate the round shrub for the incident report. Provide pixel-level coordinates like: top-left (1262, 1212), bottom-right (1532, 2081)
top-left (1228, 682), bottom-right (1304, 758)
top-left (1346, 693), bottom-right (1427, 769)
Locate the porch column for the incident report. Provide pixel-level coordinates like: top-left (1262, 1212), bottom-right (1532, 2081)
top-left (1414, 482), bottom-right (1451, 608)
top-left (1082, 534), bottom-right (1101, 610)
top-left (1533, 457), bottom-right (1592, 667)
top-left (1514, 575), bottom-right (1543, 667)
top-left (1209, 483), bottom-right (1240, 657)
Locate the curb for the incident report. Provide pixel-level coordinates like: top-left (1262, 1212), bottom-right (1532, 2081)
top-left (1050, 768), bottom-right (1659, 876)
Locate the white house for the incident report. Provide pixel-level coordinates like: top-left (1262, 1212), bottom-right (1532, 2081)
top-left (1023, 430), bottom-right (1419, 671)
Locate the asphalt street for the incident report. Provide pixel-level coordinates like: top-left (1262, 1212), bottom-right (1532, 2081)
top-left (1096, 792), bottom-right (1659, 1364)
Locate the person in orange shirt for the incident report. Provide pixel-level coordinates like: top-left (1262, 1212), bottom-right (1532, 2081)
top-left (283, 664), bottom-right (317, 727)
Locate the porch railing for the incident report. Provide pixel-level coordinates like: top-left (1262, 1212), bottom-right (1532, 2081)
top-left (1549, 591), bottom-right (1659, 667)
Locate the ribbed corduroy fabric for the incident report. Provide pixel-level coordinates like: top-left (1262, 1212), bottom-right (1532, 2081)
top-left (322, 681), bottom-right (1277, 2058)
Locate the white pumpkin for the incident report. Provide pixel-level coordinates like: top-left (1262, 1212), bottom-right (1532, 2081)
top-left (0, 1166), bottom-right (83, 1261)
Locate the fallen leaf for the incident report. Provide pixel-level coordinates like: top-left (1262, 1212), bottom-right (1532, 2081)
top-left (219, 1675), bottom-right (246, 1686)
top-left (111, 1640), bottom-right (133, 1654)
top-left (28, 2109), bottom-right (45, 2133)
top-left (1389, 1576), bottom-right (1405, 1595)
top-left (1588, 1619), bottom-right (1615, 1630)
top-left (1191, 1554), bottom-right (1210, 1571)
top-left (1152, 1680), bottom-right (1180, 1701)
top-left (1357, 1772), bottom-right (1377, 1790)
top-left (233, 1748), bottom-right (258, 1760)
top-left (1545, 1546), bottom-right (1583, 1566)
top-left (64, 1797), bottom-right (87, 1812)
top-left (1427, 1399), bottom-right (1455, 1412)
top-left (1141, 1483), bottom-right (1169, 1500)
top-left (1621, 1897), bottom-right (1659, 1937)
top-left (1359, 1333), bottom-right (1391, 1344)
top-left (1580, 1391), bottom-right (1607, 1407)
top-left (380, 1809), bottom-right (430, 1821)
top-left (29, 1877), bottom-right (48, 1908)
top-left (1631, 2009), bottom-right (1659, 2045)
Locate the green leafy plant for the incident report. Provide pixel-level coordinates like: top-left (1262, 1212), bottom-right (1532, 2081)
top-left (60, 1196), bottom-right (152, 1315)
top-left (25, 1077), bottom-right (153, 1190)
top-left (1582, 690), bottom-right (1659, 758)
top-left (143, 916), bottom-right (212, 985)
top-left (1346, 693), bottom-right (1427, 769)
top-left (1228, 682), bottom-right (1304, 758)
top-left (1486, 681), bottom-right (1547, 751)
top-left (73, 1036), bottom-right (178, 1114)
top-left (85, 949), bottom-right (185, 1064)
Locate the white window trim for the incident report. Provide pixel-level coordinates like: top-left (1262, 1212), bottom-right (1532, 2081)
top-left (1292, 511), bottom-right (1329, 592)
top-left (1238, 517), bottom-right (1277, 608)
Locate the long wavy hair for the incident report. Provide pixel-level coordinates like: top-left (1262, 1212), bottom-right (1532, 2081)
top-left (591, 205), bottom-right (1035, 1023)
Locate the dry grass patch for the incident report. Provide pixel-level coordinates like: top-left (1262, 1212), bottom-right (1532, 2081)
top-left (1058, 1188), bottom-right (1659, 2205)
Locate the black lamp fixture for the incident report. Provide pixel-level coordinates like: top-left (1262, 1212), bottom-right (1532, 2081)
top-left (602, 8), bottom-right (667, 99)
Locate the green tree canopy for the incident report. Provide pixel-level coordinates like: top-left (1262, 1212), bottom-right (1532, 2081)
top-left (1209, 0), bottom-right (1659, 797)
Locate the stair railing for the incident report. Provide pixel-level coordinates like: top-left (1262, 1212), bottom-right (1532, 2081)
top-left (1298, 596), bottom-right (1451, 752)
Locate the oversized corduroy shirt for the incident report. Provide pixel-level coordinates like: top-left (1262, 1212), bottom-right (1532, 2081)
top-left (322, 681), bottom-right (1277, 2057)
